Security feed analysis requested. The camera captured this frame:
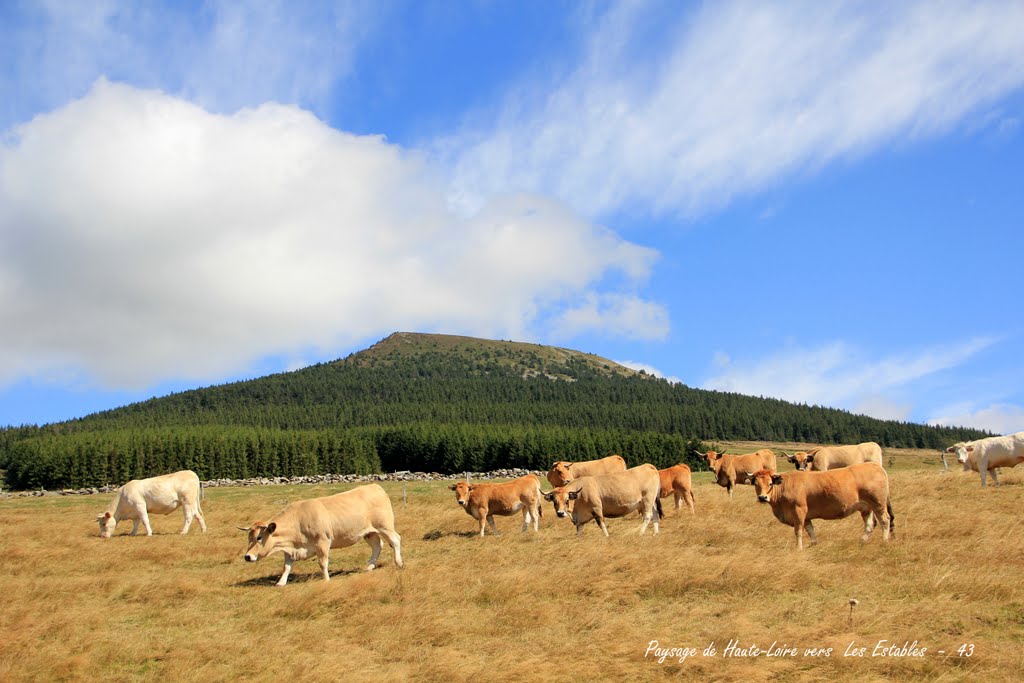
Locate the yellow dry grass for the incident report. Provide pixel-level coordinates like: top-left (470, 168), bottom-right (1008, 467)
top-left (1, 453), bottom-right (1021, 682)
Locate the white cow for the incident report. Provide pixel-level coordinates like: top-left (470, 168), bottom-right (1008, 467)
top-left (97, 470), bottom-right (207, 537)
top-left (947, 432), bottom-right (1024, 487)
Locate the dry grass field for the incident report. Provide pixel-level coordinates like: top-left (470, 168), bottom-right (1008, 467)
top-left (1, 448), bottom-right (1022, 682)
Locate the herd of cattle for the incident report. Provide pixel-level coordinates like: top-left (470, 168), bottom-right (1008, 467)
top-left (92, 431), bottom-right (1024, 586)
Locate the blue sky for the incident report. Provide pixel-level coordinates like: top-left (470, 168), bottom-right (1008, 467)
top-left (2, 1), bottom-right (1023, 433)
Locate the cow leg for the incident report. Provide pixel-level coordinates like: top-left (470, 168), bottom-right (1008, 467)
top-left (531, 502), bottom-right (541, 531)
top-left (486, 515), bottom-right (500, 535)
top-left (727, 483), bottom-right (734, 500)
top-left (194, 504), bottom-right (207, 532)
top-left (130, 519), bottom-right (140, 536)
top-left (804, 520), bottom-right (818, 545)
top-left (365, 533), bottom-right (382, 571)
top-left (859, 510), bottom-right (875, 543)
top-left (478, 514), bottom-right (487, 537)
top-left (595, 515), bottom-right (610, 537)
top-left (378, 528), bottom-right (404, 569)
top-left (140, 509), bottom-right (153, 536)
top-left (793, 509), bottom-right (807, 550)
top-left (520, 508), bottom-right (530, 533)
top-left (318, 541), bottom-right (333, 580)
top-left (685, 489), bottom-right (695, 514)
top-left (989, 468), bottom-right (1000, 486)
top-left (276, 556), bottom-right (294, 587)
top-left (181, 507), bottom-right (195, 534)
top-left (674, 491), bottom-right (683, 511)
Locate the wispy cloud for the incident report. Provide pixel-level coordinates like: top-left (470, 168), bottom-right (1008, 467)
top-left (615, 360), bottom-right (682, 385)
top-left (443, 0), bottom-right (1024, 219)
top-left (928, 403), bottom-right (1024, 435)
top-left (0, 81), bottom-right (661, 389)
top-left (702, 337), bottom-right (998, 418)
top-left (0, 0), bottom-right (376, 127)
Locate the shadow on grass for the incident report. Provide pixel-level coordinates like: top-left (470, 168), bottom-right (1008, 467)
top-left (422, 529), bottom-right (479, 541)
top-left (233, 567), bottom-right (363, 587)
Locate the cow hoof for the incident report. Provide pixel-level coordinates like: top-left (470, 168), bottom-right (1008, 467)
top-left (365, 564), bottom-right (376, 572)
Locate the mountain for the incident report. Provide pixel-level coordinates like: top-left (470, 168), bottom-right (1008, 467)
top-left (0, 332), bottom-right (989, 490)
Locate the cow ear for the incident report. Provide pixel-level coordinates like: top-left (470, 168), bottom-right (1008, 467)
top-left (104, 511), bottom-right (112, 519)
top-left (771, 474), bottom-right (784, 485)
top-left (542, 492), bottom-right (553, 501)
top-left (715, 452), bottom-right (724, 460)
top-left (448, 484), bottom-right (456, 491)
top-left (966, 446), bottom-right (974, 452)
top-left (568, 490), bottom-right (579, 500)
top-left (805, 454), bottom-right (815, 462)
top-left (266, 522), bottom-right (276, 535)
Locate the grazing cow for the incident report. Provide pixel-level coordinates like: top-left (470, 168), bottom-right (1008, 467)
top-left (750, 463), bottom-right (894, 550)
top-left (543, 464), bottom-right (662, 536)
top-left (96, 470), bottom-right (206, 538)
top-left (782, 442), bottom-right (883, 471)
top-left (449, 474), bottom-right (543, 536)
top-left (240, 484), bottom-right (403, 587)
top-left (703, 449), bottom-right (777, 499)
top-left (657, 464), bottom-right (695, 514)
top-left (946, 432), bottom-right (1024, 487)
top-left (546, 454), bottom-right (627, 487)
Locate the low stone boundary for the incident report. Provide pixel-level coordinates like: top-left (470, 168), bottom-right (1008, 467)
top-left (1, 468), bottom-right (543, 498)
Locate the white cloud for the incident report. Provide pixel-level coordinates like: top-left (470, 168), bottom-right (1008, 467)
top-left (0, 1), bottom-right (374, 127)
top-left (0, 81), bottom-right (662, 389)
top-left (443, 0), bottom-right (1024, 218)
top-left (928, 404), bottom-right (1024, 435)
top-left (703, 337), bottom-right (996, 418)
top-left (615, 360), bottom-right (682, 385)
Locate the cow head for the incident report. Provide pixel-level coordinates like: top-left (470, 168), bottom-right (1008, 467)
top-left (239, 520), bottom-right (278, 562)
top-left (783, 451), bottom-right (811, 470)
top-left (547, 461), bottom-right (574, 487)
top-left (703, 450), bottom-right (726, 473)
top-left (448, 481), bottom-right (474, 506)
top-left (96, 511), bottom-right (116, 538)
top-left (750, 470), bottom-right (783, 503)
top-left (946, 443), bottom-right (972, 464)
top-left (542, 487), bottom-right (576, 519)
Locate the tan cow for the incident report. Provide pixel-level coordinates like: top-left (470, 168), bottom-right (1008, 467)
top-left (543, 464), bottom-right (662, 536)
top-left (449, 474), bottom-right (543, 536)
top-left (782, 442), bottom-right (883, 471)
top-left (96, 470), bottom-right (206, 538)
top-left (240, 484), bottom-right (403, 587)
top-left (947, 432), bottom-right (1024, 487)
top-left (750, 463), bottom-right (894, 550)
top-left (703, 449), bottom-right (777, 499)
top-left (546, 454), bottom-right (627, 487)
top-left (657, 464), bottom-right (695, 514)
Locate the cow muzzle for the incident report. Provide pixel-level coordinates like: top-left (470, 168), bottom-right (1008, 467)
top-left (556, 511), bottom-right (566, 518)
top-left (757, 495), bottom-right (769, 503)
top-left (458, 500), bottom-right (466, 506)
top-left (244, 554), bottom-right (258, 562)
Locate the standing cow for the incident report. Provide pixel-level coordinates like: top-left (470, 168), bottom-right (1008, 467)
top-left (781, 442), bottom-right (883, 471)
top-left (657, 464), bottom-right (695, 514)
top-left (96, 470), bottom-right (206, 538)
top-left (240, 484), bottom-right (403, 587)
top-left (750, 463), bottom-right (894, 550)
top-left (703, 449), bottom-right (777, 499)
top-left (947, 432), bottom-right (1024, 487)
top-left (543, 464), bottom-right (662, 536)
top-left (546, 454), bottom-right (626, 487)
top-left (449, 474), bottom-right (543, 536)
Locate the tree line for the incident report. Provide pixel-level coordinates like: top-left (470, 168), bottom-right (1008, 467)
top-left (0, 344), bottom-right (988, 490)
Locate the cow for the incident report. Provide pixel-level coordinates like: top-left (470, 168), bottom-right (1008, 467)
top-left (750, 463), bottom-right (894, 550)
top-left (657, 464), bottom-right (695, 514)
top-left (96, 470), bottom-right (206, 538)
top-left (781, 442), bottom-right (883, 471)
top-left (946, 432), bottom-right (1024, 487)
top-left (239, 484), bottom-right (403, 587)
top-left (546, 454), bottom-right (627, 487)
top-left (542, 464), bottom-right (662, 536)
top-left (702, 449), bottom-right (777, 499)
top-left (449, 474), bottom-right (543, 536)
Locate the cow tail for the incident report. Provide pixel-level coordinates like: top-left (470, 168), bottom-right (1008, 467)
top-left (887, 498), bottom-right (895, 534)
top-left (655, 495), bottom-right (664, 520)
top-left (200, 479), bottom-right (205, 501)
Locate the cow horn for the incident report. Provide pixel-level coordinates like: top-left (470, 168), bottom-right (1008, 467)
top-left (236, 526), bottom-right (250, 532)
